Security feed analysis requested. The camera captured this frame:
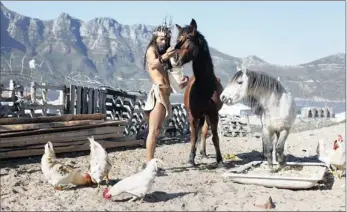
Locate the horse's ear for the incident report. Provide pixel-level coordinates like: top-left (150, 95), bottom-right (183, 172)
top-left (190, 19), bottom-right (197, 30)
top-left (241, 67), bottom-right (248, 74)
top-left (175, 24), bottom-right (182, 31)
top-left (190, 18), bottom-right (197, 35)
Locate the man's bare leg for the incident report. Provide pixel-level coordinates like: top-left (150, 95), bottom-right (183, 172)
top-left (146, 102), bottom-right (166, 162)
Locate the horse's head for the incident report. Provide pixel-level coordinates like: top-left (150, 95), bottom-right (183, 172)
top-left (220, 67), bottom-right (249, 105)
top-left (173, 19), bottom-right (200, 66)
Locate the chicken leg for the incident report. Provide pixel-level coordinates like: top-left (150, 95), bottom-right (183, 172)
top-left (54, 185), bottom-right (64, 191)
top-left (106, 174), bottom-right (110, 185)
top-left (128, 196), bottom-right (139, 202)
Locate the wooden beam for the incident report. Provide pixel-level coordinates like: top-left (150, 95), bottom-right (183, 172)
top-left (0, 132), bottom-right (125, 151)
top-left (0, 120), bottom-right (126, 138)
top-left (20, 104), bottom-right (65, 110)
top-left (33, 85), bottom-right (66, 90)
top-left (0, 139), bottom-right (144, 159)
top-left (0, 119), bottom-right (105, 132)
top-left (0, 113), bottom-right (106, 125)
top-left (0, 125), bottom-right (125, 147)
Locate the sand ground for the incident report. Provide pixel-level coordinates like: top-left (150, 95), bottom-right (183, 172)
top-left (0, 122), bottom-right (346, 211)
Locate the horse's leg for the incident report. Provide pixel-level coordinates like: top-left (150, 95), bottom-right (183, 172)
top-left (208, 113), bottom-right (224, 168)
top-left (275, 129), bottom-right (289, 169)
top-left (188, 118), bottom-right (200, 167)
top-left (199, 118), bottom-right (209, 159)
top-left (262, 127), bottom-right (275, 172)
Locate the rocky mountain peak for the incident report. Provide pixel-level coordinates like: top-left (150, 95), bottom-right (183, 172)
top-left (0, 2), bottom-right (345, 101)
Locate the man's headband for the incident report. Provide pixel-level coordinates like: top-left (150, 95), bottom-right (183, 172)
top-left (153, 15), bottom-right (172, 37)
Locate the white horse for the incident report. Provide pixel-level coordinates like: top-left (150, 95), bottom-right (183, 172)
top-left (220, 67), bottom-right (297, 172)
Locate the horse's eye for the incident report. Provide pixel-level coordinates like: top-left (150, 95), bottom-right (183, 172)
top-left (237, 81), bottom-right (243, 84)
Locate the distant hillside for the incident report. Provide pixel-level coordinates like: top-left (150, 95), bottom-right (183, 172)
top-left (0, 2), bottom-right (345, 101)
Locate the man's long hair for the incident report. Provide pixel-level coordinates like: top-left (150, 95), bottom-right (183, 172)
top-left (143, 35), bottom-right (171, 71)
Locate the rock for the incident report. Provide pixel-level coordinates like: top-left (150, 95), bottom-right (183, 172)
top-left (254, 195), bottom-right (275, 209)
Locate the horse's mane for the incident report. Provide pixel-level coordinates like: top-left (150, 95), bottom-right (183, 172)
top-left (179, 25), bottom-right (215, 77)
top-left (180, 25), bottom-right (217, 102)
top-left (242, 96), bottom-right (264, 116)
top-left (232, 69), bottom-right (285, 100)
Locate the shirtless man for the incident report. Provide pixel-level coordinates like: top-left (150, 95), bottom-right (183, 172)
top-left (142, 22), bottom-right (189, 170)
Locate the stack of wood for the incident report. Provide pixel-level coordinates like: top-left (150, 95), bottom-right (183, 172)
top-left (0, 113), bottom-right (143, 159)
top-left (164, 104), bottom-right (189, 138)
top-left (219, 115), bottom-right (250, 137)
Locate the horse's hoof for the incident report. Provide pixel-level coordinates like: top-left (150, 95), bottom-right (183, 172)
top-left (187, 160), bottom-right (196, 167)
top-left (217, 161), bottom-right (226, 169)
top-left (267, 167), bottom-right (277, 173)
top-left (278, 161), bottom-right (287, 169)
top-left (200, 152), bottom-right (209, 159)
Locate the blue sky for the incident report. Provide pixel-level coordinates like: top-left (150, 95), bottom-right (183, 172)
top-left (2, 1), bottom-right (345, 65)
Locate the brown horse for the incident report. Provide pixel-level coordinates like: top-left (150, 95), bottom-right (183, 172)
top-left (173, 19), bottom-right (225, 167)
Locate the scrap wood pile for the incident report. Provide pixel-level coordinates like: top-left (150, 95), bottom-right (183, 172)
top-left (0, 113), bottom-right (143, 159)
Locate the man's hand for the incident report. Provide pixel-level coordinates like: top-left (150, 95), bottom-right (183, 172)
top-left (162, 47), bottom-right (177, 61)
top-left (211, 91), bottom-right (218, 104)
top-left (179, 76), bottom-right (189, 89)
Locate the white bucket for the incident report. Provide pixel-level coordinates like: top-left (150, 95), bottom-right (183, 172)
top-left (168, 67), bottom-right (185, 93)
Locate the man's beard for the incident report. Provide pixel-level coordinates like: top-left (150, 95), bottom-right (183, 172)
top-left (158, 44), bottom-right (168, 55)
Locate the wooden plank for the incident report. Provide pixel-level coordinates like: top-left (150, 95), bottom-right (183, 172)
top-left (0, 126), bottom-right (125, 147)
top-left (81, 87), bottom-right (88, 114)
top-left (87, 88), bottom-right (94, 114)
top-left (33, 85), bottom-right (66, 90)
top-left (99, 89), bottom-right (106, 114)
top-left (0, 139), bottom-right (144, 159)
top-left (93, 89), bottom-right (99, 113)
top-left (105, 89), bottom-right (137, 99)
top-left (0, 119), bottom-right (105, 132)
top-left (0, 120), bottom-right (126, 138)
top-left (0, 132), bottom-right (124, 151)
top-left (69, 85), bottom-right (76, 114)
top-left (20, 104), bottom-right (65, 110)
top-left (76, 86), bottom-right (82, 114)
top-left (0, 113), bottom-right (106, 125)
top-left (0, 96), bottom-right (16, 102)
top-left (65, 87), bottom-right (70, 114)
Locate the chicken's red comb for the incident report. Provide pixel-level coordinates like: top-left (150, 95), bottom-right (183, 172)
top-left (338, 135), bottom-right (343, 141)
top-left (103, 188), bottom-right (111, 200)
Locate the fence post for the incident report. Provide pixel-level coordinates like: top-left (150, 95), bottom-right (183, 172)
top-left (69, 85), bottom-right (76, 115)
top-left (59, 87), bottom-right (65, 115)
top-left (41, 83), bottom-right (48, 105)
top-left (9, 79), bottom-right (15, 102)
top-left (30, 81), bottom-right (36, 103)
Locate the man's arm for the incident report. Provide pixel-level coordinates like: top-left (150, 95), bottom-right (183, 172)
top-left (146, 46), bottom-right (170, 70)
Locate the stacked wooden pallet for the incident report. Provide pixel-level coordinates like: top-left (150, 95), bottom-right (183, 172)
top-left (163, 104), bottom-right (189, 138)
top-left (0, 113), bottom-right (143, 159)
top-left (219, 115), bottom-right (250, 137)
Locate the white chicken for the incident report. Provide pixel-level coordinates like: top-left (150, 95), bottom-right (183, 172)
top-left (103, 158), bottom-right (164, 203)
top-left (317, 135), bottom-right (346, 178)
top-left (87, 136), bottom-right (112, 188)
top-left (41, 141), bottom-right (92, 190)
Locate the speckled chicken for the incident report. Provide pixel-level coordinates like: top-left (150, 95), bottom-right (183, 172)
top-left (41, 141), bottom-right (92, 190)
top-left (317, 135), bottom-right (346, 178)
top-left (87, 136), bottom-right (112, 188)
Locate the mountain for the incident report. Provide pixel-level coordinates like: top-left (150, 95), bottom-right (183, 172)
top-left (0, 2), bottom-right (345, 101)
